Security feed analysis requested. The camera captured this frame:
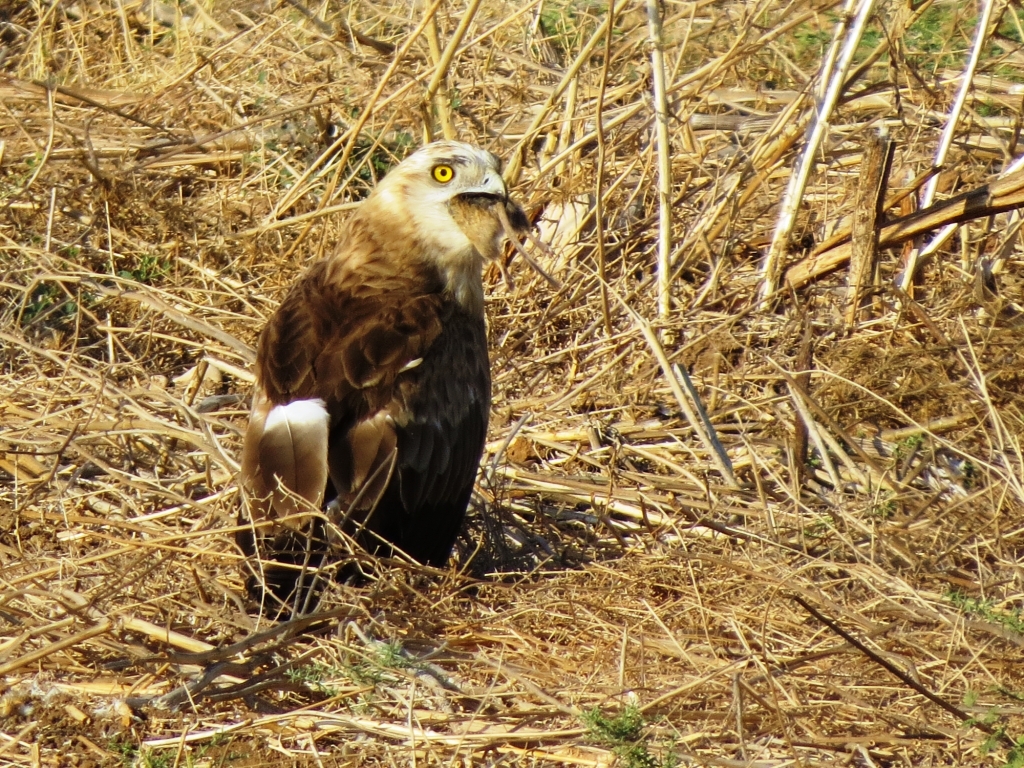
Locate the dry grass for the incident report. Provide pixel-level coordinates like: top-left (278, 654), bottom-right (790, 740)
top-left (3, 0), bottom-right (1024, 765)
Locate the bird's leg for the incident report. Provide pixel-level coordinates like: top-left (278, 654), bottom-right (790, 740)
top-left (496, 259), bottom-right (516, 291)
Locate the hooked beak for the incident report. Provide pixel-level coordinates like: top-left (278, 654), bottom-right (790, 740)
top-left (457, 171), bottom-right (509, 205)
top-left (456, 172), bottom-right (530, 232)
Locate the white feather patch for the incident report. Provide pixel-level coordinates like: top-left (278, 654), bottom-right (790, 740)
top-left (265, 398), bottom-right (329, 434)
top-left (258, 398), bottom-right (331, 523)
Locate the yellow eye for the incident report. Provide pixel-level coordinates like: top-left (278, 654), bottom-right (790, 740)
top-left (432, 164), bottom-right (455, 183)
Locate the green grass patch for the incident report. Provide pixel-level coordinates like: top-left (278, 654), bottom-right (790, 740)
top-left (947, 590), bottom-right (1024, 636)
top-left (583, 704), bottom-right (679, 768)
top-left (118, 254), bottom-right (170, 285)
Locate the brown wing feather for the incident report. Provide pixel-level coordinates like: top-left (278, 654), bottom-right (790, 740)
top-left (256, 263), bottom-right (326, 398)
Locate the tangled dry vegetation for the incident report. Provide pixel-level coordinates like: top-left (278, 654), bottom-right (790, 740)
top-left (3, 0), bottom-right (1024, 765)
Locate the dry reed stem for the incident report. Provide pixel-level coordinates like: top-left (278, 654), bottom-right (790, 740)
top-left (787, 162), bottom-right (1024, 286)
top-left (898, 0), bottom-right (997, 291)
top-left (646, 0), bottom-right (672, 319)
top-left (758, 0), bottom-right (878, 305)
top-left (845, 126), bottom-right (891, 328)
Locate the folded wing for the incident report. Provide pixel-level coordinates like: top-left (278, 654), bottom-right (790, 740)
top-left (239, 256), bottom-right (490, 567)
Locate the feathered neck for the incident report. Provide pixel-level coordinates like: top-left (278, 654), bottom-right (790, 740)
top-left (330, 193), bottom-right (487, 317)
top-left (357, 187), bottom-right (486, 316)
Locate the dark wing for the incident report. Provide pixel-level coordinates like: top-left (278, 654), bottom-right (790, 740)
top-left (354, 302), bottom-right (490, 566)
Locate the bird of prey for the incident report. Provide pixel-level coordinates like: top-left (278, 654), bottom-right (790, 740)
top-left (239, 141), bottom-right (528, 609)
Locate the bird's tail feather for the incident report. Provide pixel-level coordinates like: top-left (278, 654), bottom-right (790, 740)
top-left (259, 398), bottom-right (330, 521)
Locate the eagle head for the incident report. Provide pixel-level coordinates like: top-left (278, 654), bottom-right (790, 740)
top-left (362, 141), bottom-right (529, 311)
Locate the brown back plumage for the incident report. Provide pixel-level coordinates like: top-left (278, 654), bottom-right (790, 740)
top-left (238, 141), bottom-right (527, 610)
